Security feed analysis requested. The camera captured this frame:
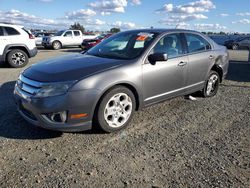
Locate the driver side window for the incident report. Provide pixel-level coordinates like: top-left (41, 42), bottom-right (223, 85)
top-left (64, 31), bottom-right (72, 37)
top-left (152, 33), bottom-right (183, 58)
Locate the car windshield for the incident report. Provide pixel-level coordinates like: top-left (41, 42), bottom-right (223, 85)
top-left (87, 31), bottom-right (157, 60)
top-left (55, 30), bottom-right (65, 36)
top-left (235, 37), bottom-right (246, 42)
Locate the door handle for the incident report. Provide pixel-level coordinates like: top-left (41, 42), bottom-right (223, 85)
top-left (209, 55), bottom-right (215, 59)
top-left (178, 61), bottom-right (187, 66)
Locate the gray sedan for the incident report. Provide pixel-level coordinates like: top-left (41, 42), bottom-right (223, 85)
top-left (14, 29), bottom-right (229, 132)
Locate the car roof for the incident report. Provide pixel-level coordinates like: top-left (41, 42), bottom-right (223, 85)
top-left (123, 28), bottom-right (201, 34)
top-left (0, 22), bottom-right (24, 28)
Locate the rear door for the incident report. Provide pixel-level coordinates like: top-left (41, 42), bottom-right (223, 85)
top-left (184, 33), bottom-right (215, 89)
top-left (73, 31), bottom-right (82, 45)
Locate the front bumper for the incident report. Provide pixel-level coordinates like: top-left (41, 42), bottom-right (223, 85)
top-left (42, 41), bottom-right (52, 47)
top-left (13, 84), bottom-right (99, 132)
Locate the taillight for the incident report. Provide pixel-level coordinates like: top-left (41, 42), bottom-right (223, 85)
top-left (29, 34), bottom-right (35, 39)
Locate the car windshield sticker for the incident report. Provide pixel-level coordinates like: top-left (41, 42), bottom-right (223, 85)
top-left (136, 33), bottom-right (154, 41)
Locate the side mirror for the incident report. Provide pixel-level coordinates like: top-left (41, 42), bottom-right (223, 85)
top-left (148, 53), bottom-right (168, 63)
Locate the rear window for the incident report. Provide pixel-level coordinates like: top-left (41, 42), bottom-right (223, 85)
top-left (74, 31), bottom-right (80, 36)
top-left (0, 27), bottom-right (4, 36)
top-left (185, 33), bottom-right (211, 53)
top-left (4, 27), bottom-right (20, 36)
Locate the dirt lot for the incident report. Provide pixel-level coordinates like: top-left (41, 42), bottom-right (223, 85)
top-left (0, 48), bottom-right (249, 187)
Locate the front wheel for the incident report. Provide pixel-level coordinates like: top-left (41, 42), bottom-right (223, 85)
top-left (94, 86), bottom-right (136, 133)
top-left (52, 41), bottom-right (62, 50)
top-left (202, 71), bottom-right (220, 98)
top-left (232, 44), bottom-right (239, 50)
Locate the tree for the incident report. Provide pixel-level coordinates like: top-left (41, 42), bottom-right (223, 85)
top-left (110, 27), bottom-right (121, 33)
top-left (70, 22), bottom-right (85, 33)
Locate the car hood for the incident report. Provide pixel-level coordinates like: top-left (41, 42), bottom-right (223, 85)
top-left (43, 36), bottom-right (60, 40)
top-left (23, 53), bottom-right (125, 82)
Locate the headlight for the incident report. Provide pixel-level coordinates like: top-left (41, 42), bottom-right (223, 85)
top-left (35, 81), bottom-right (75, 98)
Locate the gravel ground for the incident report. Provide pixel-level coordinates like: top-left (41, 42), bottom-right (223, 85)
top-left (0, 48), bottom-right (249, 187)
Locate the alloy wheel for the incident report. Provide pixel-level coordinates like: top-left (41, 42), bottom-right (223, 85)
top-left (104, 93), bottom-right (133, 128)
top-left (206, 74), bottom-right (219, 96)
top-left (11, 52), bottom-right (26, 66)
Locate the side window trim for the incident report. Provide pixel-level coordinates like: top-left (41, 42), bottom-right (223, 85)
top-left (180, 33), bottom-right (188, 54)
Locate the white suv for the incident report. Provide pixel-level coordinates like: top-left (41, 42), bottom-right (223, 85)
top-left (0, 23), bottom-right (37, 68)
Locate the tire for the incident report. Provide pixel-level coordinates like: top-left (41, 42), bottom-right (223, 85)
top-left (94, 86), bottom-right (136, 133)
top-left (232, 44), bottom-right (239, 50)
top-left (202, 71), bottom-right (220, 98)
top-left (52, 41), bottom-right (62, 50)
top-left (7, 49), bottom-right (29, 68)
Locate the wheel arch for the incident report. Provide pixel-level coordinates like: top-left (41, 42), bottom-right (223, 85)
top-left (52, 40), bottom-right (62, 47)
top-left (93, 83), bottom-right (141, 119)
top-left (211, 64), bottom-right (223, 83)
top-left (3, 44), bottom-right (30, 60)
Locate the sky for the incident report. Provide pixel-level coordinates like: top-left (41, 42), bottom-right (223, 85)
top-left (0, 0), bottom-right (250, 33)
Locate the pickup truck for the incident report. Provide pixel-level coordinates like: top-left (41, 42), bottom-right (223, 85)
top-left (42, 30), bottom-right (97, 50)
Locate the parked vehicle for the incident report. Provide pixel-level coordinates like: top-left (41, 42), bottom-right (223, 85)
top-left (42, 29), bottom-right (97, 50)
top-left (0, 23), bottom-right (37, 68)
top-left (14, 29), bottom-right (229, 132)
top-left (81, 33), bottom-right (112, 50)
top-left (34, 32), bottom-right (55, 46)
top-left (209, 35), bottom-right (232, 46)
top-left (224, 36), bottom-right (250, 50)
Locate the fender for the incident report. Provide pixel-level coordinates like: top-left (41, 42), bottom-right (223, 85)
top-left (3, 44), bottom-right (30, 60)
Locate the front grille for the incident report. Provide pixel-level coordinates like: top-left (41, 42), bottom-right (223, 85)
top-left (17, 75), bottom-right (43, 96)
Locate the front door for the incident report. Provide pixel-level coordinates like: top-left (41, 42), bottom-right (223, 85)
top-left (62, 31), bottom-right (74, 45)
top-left (143, 33), bottom-right (188, 105)
top-left (73, 31), bottom-right (82, 45)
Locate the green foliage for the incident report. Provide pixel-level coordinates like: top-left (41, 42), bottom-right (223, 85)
top-left (70, 22), bottom-right (85, 33)
top-left (110, 27), bottom-right (121, 33)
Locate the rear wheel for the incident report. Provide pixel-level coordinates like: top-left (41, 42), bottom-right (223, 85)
top-left (94, 86), bottom-right (136, 133)
top-left (202, 71), bottom-right (220, 98)
top-left (7, 49), bottom-right (28, 68)
top-left (52, 41), bottom-right (62, 50)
